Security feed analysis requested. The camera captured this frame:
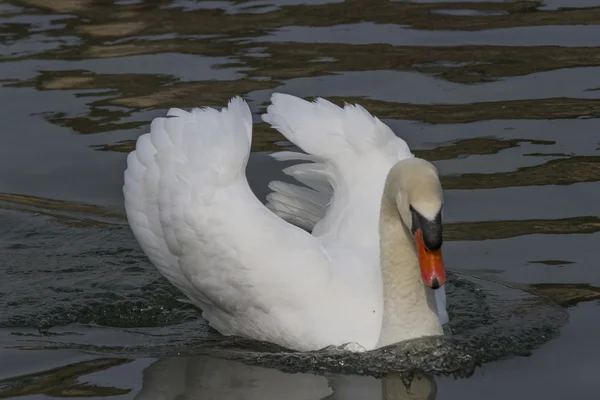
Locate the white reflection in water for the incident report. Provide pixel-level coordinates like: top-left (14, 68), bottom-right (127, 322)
top-left (134, 355), bottom-right (437, 400)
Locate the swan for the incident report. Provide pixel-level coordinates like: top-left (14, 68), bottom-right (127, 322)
top-left (123, 93), bottom-right (448, 352)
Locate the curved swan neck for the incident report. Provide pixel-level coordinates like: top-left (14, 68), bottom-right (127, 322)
top-left (377, 162), bottom-right (443, 348)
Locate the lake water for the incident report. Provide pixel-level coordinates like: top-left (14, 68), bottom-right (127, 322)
top-left (1, 0), bottom-right (600, 398)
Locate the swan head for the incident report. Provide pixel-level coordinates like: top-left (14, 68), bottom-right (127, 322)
top-left (387, 158), bottom-right (446, 289)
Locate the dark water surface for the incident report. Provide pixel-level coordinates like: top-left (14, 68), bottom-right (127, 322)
top-left (2, 0), bottom-right (600, 398)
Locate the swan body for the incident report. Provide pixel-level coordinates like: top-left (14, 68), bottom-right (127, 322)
top-left (123, 93), bottom-right (448, 352)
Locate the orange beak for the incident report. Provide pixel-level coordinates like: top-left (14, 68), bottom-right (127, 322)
top-left (414, 228), bottom-right (446, 289)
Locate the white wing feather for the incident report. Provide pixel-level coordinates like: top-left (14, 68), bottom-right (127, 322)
top-left (123, 97), bottom-right (382, 351)
top-left (262, 93), bottom-right (413, 245)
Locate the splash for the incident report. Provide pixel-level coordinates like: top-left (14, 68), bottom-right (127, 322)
top-left (172, 274), bottom-right (567, 379)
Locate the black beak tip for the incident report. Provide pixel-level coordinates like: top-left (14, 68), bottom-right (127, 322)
top-left (430, 277), bottom-right (440, 290)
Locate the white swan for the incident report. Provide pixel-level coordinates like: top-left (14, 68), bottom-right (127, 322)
top-left (123, 93), bottom-right (448, 352)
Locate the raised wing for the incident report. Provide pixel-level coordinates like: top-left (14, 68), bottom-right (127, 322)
top-left (123, 97), bottom-right (381, 350)
top-left (262, 94), bottom-right (414, 246)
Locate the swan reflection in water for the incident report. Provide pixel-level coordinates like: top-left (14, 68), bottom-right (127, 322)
top-left (134, 355), bottom-right (437, 400)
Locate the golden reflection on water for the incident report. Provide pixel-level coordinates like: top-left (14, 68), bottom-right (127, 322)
top-left (9, 0), bottom-right (600, 36)
top-left (3, 0), bottom-right (600, 138)
top-left (0, 358), bottom-right (132, 398)
top-left (529, 283), bottom-right (600, 307)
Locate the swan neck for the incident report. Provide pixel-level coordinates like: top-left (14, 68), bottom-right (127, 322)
top-left (377, 166), bottom-right (442, 347)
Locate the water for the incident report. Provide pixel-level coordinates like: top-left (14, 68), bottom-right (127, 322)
top-left (1, 0), bottom-right (600, 398)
